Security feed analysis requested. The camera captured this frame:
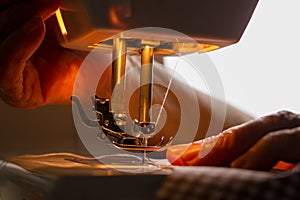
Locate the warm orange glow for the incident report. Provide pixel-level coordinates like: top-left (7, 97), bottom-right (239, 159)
top-left (200, 44), bottom-right (220, 53)
top-left (55, 9), bottom-right (68, 36)
top-left (109, 6), bottom-right (127, 28)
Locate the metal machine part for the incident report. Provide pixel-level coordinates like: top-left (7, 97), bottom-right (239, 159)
top-left (54, 0), bottom-right (259, 51)
top-left (55, 0), bottom-right (259, 151)
top-left (72, 95), bottom-right (170, 151)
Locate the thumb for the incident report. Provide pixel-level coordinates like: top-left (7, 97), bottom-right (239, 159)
top-left (0, 17), bottom-right (45, 107)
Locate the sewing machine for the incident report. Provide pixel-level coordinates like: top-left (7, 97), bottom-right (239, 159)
top-left (53, 0), bottom-right (258, 154)
top-left (0, 1), bottom-right (261, 200)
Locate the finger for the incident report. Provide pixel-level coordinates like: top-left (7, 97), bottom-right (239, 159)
top-left (167, 111), bottom-right (300, 166)
top-left (0, 0), bottom-right (59, 41)
top-left (20, 62), bottom-right (44, 107)
top-left (167, 139), bottom-right (212, 165)
top-left (231, 127), bottom-right (300, 170)
top-left (167, 142), bottom-right (200, 165)
top-left (0, 17), bottom-right (45, 105)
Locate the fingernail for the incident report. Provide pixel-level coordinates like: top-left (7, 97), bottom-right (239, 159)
top-left (22, 17), bottom-right (42, 34)
top-left (166, 145), bottom-right (188, 164)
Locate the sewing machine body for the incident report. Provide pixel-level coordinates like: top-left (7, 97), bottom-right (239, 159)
top-left (55, 0), bottom-right (259, 51)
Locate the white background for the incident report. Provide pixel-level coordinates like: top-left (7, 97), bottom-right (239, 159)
top-left (209, 0), bottom-right (300, 117)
